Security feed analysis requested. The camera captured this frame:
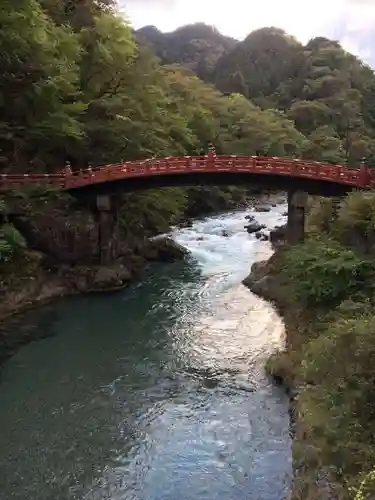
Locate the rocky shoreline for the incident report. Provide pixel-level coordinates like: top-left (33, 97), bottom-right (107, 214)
top-left (0, 192), bottom-right (276, 366)
top-left (0, 236), bottom-right (188, 318)
top-left (0, 235), bottom-right (188, 366)
top-left (0, 196), bottom-right (284, 367)
top-left (242, 225), bottom-right (306, 498)
top-left (242, 223), bottom-right (342, 500)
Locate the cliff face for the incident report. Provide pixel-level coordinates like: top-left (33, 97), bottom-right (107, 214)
top-left (10, 209), bottom-right (100, 265)
top-left (0, 190), bottom-right (189, 322)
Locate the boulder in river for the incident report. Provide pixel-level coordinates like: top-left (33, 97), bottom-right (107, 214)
top-left (269, 224), bottom-right (287, 248)
top-left (62, 264), bottom-right (133, 293)
top-left (222, 230), bottom-right (229, 237)
top-left (91, 265), bottom-right (132, 291)
top-left (255, 232), bottom-right (269, 241)
top-left (254, 206), bottom-right (271, 213)
top-left (245, 222), bottom-right (266, 234)
top-left (245, 214), bottom-right (255, 221)
top-left (146, 236), bottom-right (189, 262)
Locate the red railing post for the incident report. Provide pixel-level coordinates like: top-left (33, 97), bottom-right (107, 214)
top-left (359, 161), bottom-right (370, 188)
top-left (206, 145), bottom-right (216, 169)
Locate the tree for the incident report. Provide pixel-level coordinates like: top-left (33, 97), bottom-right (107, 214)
top-left (288, 101), bottom-right (332, 135)
top-left (0, 0), bottom-right (83, 171)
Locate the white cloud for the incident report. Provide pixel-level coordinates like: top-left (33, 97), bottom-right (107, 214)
top-left (119, 0), bottom-right (375, 65)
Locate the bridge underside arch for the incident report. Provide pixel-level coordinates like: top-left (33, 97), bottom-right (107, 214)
top-left (68, 171), bottom-right (357, 198)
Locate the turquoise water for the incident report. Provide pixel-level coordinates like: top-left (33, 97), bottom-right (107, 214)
top-left (0, 200), bottom-right (291, 500)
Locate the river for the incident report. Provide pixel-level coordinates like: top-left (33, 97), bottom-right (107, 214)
top-left (0, 196), bottom-right (292, 500)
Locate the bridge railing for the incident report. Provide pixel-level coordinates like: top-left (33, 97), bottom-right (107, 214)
top-left (0, 172), bottom-right (66, 188)
top-left (0, 155), bottom-right (372, 190)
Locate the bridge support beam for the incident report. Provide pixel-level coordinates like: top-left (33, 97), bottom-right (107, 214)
top-left (287, 190), bottom-right (307, 245)
top-left (95, 194), bottom-right (119, 265)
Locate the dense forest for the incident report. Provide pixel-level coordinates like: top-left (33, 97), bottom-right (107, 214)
top-left (3, 2), bottom-right (375, 182)
top-left (137, 23), bottom-right (375, 165)
top-left (0, 0), bottom-right (306, 266)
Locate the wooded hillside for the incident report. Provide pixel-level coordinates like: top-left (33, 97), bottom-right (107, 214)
top-left (137, 24), bottom-right (375, 166)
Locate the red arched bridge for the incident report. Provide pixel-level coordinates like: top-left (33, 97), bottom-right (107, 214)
top-left (0, 154), bottom-right (374, 195)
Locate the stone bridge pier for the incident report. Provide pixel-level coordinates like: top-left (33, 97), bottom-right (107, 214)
top-left (95, 194), bottom-right (120, 265)
top-left (287, 189), bottom-right (307, 245)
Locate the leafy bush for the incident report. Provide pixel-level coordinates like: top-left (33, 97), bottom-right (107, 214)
top-left (300, 315), bottom-right (375, 486)
top-left (338, 192), bottom-right (375, 236)
top-left (282, 239), bottom-right (375, 306)
top-left (306, 196), bottom-right (340, 235)
top-left (0, 224), bottom-right (27, 264)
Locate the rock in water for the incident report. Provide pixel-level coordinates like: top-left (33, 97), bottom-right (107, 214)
top-left (254, 206), bottom-right (271, 212)
top-left (245, 214), bottom-right (255, 221)
top-left (146, 236), bottom-right (189, 262)
top-left (255, 232), bottom-right (269, 241)
top-left (269, 224), bottom-right (287, 248)
top-left (244, 222), bottom-right (266, 234)
top-left (91, 265), bottom-right (132, 290)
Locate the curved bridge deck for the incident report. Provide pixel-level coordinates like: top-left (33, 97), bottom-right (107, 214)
top-left (0, 155), bottom-right (373, 195)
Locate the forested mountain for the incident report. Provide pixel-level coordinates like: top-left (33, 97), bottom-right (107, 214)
top-left (0, 2), bottom-right (307, 174)
top-left (2, 1), bottom-right (375, 254)
top-left (3, 1), bottom-right (375, 175)
top-left (135, 23), bottom-right (237, 81)
top-left (214, 29), bottom-right (375, 165)
top-left (137, 24), bottom-right (375, 166)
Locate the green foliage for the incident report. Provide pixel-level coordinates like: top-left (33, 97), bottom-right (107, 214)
top-left (0, 224), bottom-right (27, 264)
top-left (275, 192), bottom-right (375, 498)
top-left (0, 0), bottom-right (83, 169)
top-left (135, 23), bottom-right (237, 81)
top-left (299, 315), bottom-right (375, 489)
top-left (151, 27), bottom-right (375, 165)
top-left (337, 192), bottom-right (375, 235)
top-left (119, 189), bottom-right (188, 236)
top-left (282, 239), bottom-right (375, 306)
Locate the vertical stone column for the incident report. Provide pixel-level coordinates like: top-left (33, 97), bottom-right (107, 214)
top-left (96, 194), bottom-right (119, 265)
top-left (287, 189), bottom-right (308, 245)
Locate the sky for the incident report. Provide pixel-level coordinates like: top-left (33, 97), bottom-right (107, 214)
top-left (119, 0), bottom-right (375, 66)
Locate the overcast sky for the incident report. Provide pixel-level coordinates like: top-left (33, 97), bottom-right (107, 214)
top-left (119, 0), bottom-right (375, 66)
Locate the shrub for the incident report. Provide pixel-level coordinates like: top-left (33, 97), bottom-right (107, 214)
top-left (281, 239), bottom-right (375, 306)
top-left (0, 224), bottom-right (27, 264)
top-left (338, 192), bottom-right (375, 236)
top-left (301, 315), bottom-right (375, 484)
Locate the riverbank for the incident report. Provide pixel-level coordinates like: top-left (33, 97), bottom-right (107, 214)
top-left (243, 192), bottom-right (375, 500)
top-left (0, 185), bottom-right (255, 322)
top-left (0, 237), bottom-right (188, 318)
top-left (0, 191), bottom-right (283, 368)
top-left (0, 236), bottom-right (190, 365)
top-left (243, 242), bottom-right (342, 499)
top-left (0, 188), bottom-right (284, 323)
